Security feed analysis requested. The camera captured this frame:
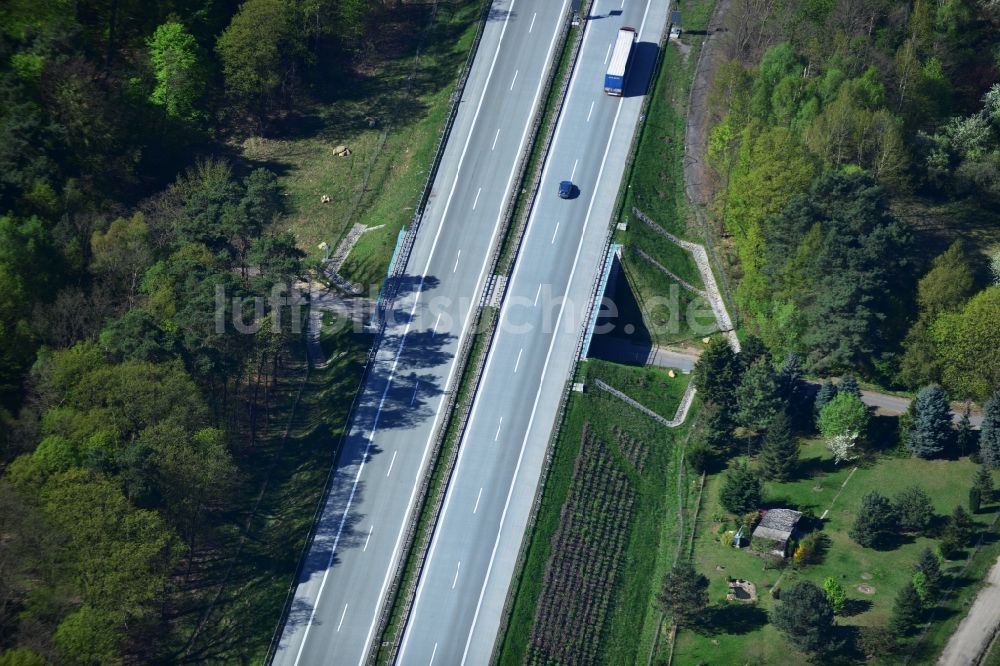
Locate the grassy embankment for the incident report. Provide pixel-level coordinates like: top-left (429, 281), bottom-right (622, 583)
top-left (612, 0), bottom-right (719, 347)
top-left (498, 360), bottom-right (697, 664)
top-left (674, 438), bottom-right (1000, 665)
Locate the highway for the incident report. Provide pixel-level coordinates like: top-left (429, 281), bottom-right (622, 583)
top-left (271, 1), bottom-right (568, 664)
top-left (397, 1), bottom-right (671, 663)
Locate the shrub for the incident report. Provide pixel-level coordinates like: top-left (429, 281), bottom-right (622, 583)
top-left (792, 531), bottom-right (828, 568)
top-left (686, 441), bottom-right (710, 473)
top-left (823, 577), bottom-right (847, 614)
top-left (856, 625), bottom-right (896, 660)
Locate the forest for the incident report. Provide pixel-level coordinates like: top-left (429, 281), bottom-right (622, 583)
top-left (0, 0), bottom-right (403, 663)
top-left (705, 0), bottom-right (1000, 398)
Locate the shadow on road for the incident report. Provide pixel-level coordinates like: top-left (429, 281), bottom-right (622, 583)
top-left (624, 42), bottom-right (660, 98)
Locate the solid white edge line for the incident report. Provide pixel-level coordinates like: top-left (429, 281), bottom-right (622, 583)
top-left (288, 1), bottom-right (523, 663)
top-left (395, 1), bottom-right (568, 662)
top-left (337, 603), bottom-right (348, 632)
top-left (459, 0), bottom-right (654, 662)
top-left (356, 0), bottom-right (527, 660)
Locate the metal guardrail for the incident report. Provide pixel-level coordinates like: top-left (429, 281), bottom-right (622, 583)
top-left (489, 8), bottom-right (673, 663)
top-left (264, 2), bottom-right (494, 662)
top-left (382, 5), bottom-right (585, 663)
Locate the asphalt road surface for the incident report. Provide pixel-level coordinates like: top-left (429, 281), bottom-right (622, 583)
top-left (271, 2), bottom-right (568, 663)
top-left (397, 1), bottom-right (672, 664)
top-left (938, 554), bottom-right (1000, 665)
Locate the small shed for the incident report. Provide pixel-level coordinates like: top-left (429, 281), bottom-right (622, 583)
top-left (751, 508), bottom-right (803, 557)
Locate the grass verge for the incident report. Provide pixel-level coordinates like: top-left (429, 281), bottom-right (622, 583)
top-left (497, 360), bottom-right (694, 664)
top-left (247, 0), bottom-right (484, 288)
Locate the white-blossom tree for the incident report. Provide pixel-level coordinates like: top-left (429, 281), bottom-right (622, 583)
top-left (827, 431), bottom-right (859, 464)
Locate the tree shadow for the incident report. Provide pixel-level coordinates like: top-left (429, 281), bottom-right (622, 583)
top-left (700, 603), bottom-right (769, 636)
top-left (840, 598), bottom-right (873, 617)
top-left (796, 454), bottom-right (841, 478)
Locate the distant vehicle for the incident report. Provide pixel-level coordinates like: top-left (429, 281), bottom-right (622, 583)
top-left (604, 27), bottom-right (636, 96)
top-left (670, 24), bottom-right (681, 39)
top-left (558, 180), bottom-right (573, 199)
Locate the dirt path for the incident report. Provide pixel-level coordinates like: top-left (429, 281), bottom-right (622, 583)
top-left (937, 556), bottom-right (1000, 665)
top-left (683, 0), bottom-right (732, 207)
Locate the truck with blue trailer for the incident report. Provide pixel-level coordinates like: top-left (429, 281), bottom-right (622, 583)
top-left (604, 27), bottom-right (636, 96)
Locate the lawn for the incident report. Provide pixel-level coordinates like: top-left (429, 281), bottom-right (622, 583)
top-left (497, 360), bottom-right (696, 665)
top-left (246, 0), bottom-right (485, 289)
top-left (673, 438), bottom-right (1000, 666)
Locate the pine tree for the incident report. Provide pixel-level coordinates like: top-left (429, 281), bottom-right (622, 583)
top-left (893, 486), bottom-right (934, 533)
top-left (981, 391), bottom-right (1000, 469)
top-left (973, 466), bottom-right (994, 500)
top-left (906, 385), bottom-right (954, 459)
top-left (838, 374), bottom-right (861, 398)
top-left (777, 353), bottom-right (809, 429)
top-left (758, 411), bottom-right (798, 481)
top-left (772, 580), bottom-right (842, 657)
top-left (850, 491), bottom-right (896, 548)
top-left (736, 358), bottom-right (782, 435)
top-left (719, 462), bottom-right (762, 515)
top-left (956, 402), bottom-right (975, 457)
top-left (814, 378), bottom-right (838, 421)
top-left (658, 562), bottom-right (709, 627)
top-left (913, 547), bottom-right (942, 597)
top-left (702, 402), bottom-right (734, 460)
top-left (693, 338), bottom-right (742, 411)
top-left (890, 582), bottom-right (923, 636)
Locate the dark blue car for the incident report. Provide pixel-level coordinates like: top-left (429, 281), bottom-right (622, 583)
top-left (558, 180), bottom-right (573, 199)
